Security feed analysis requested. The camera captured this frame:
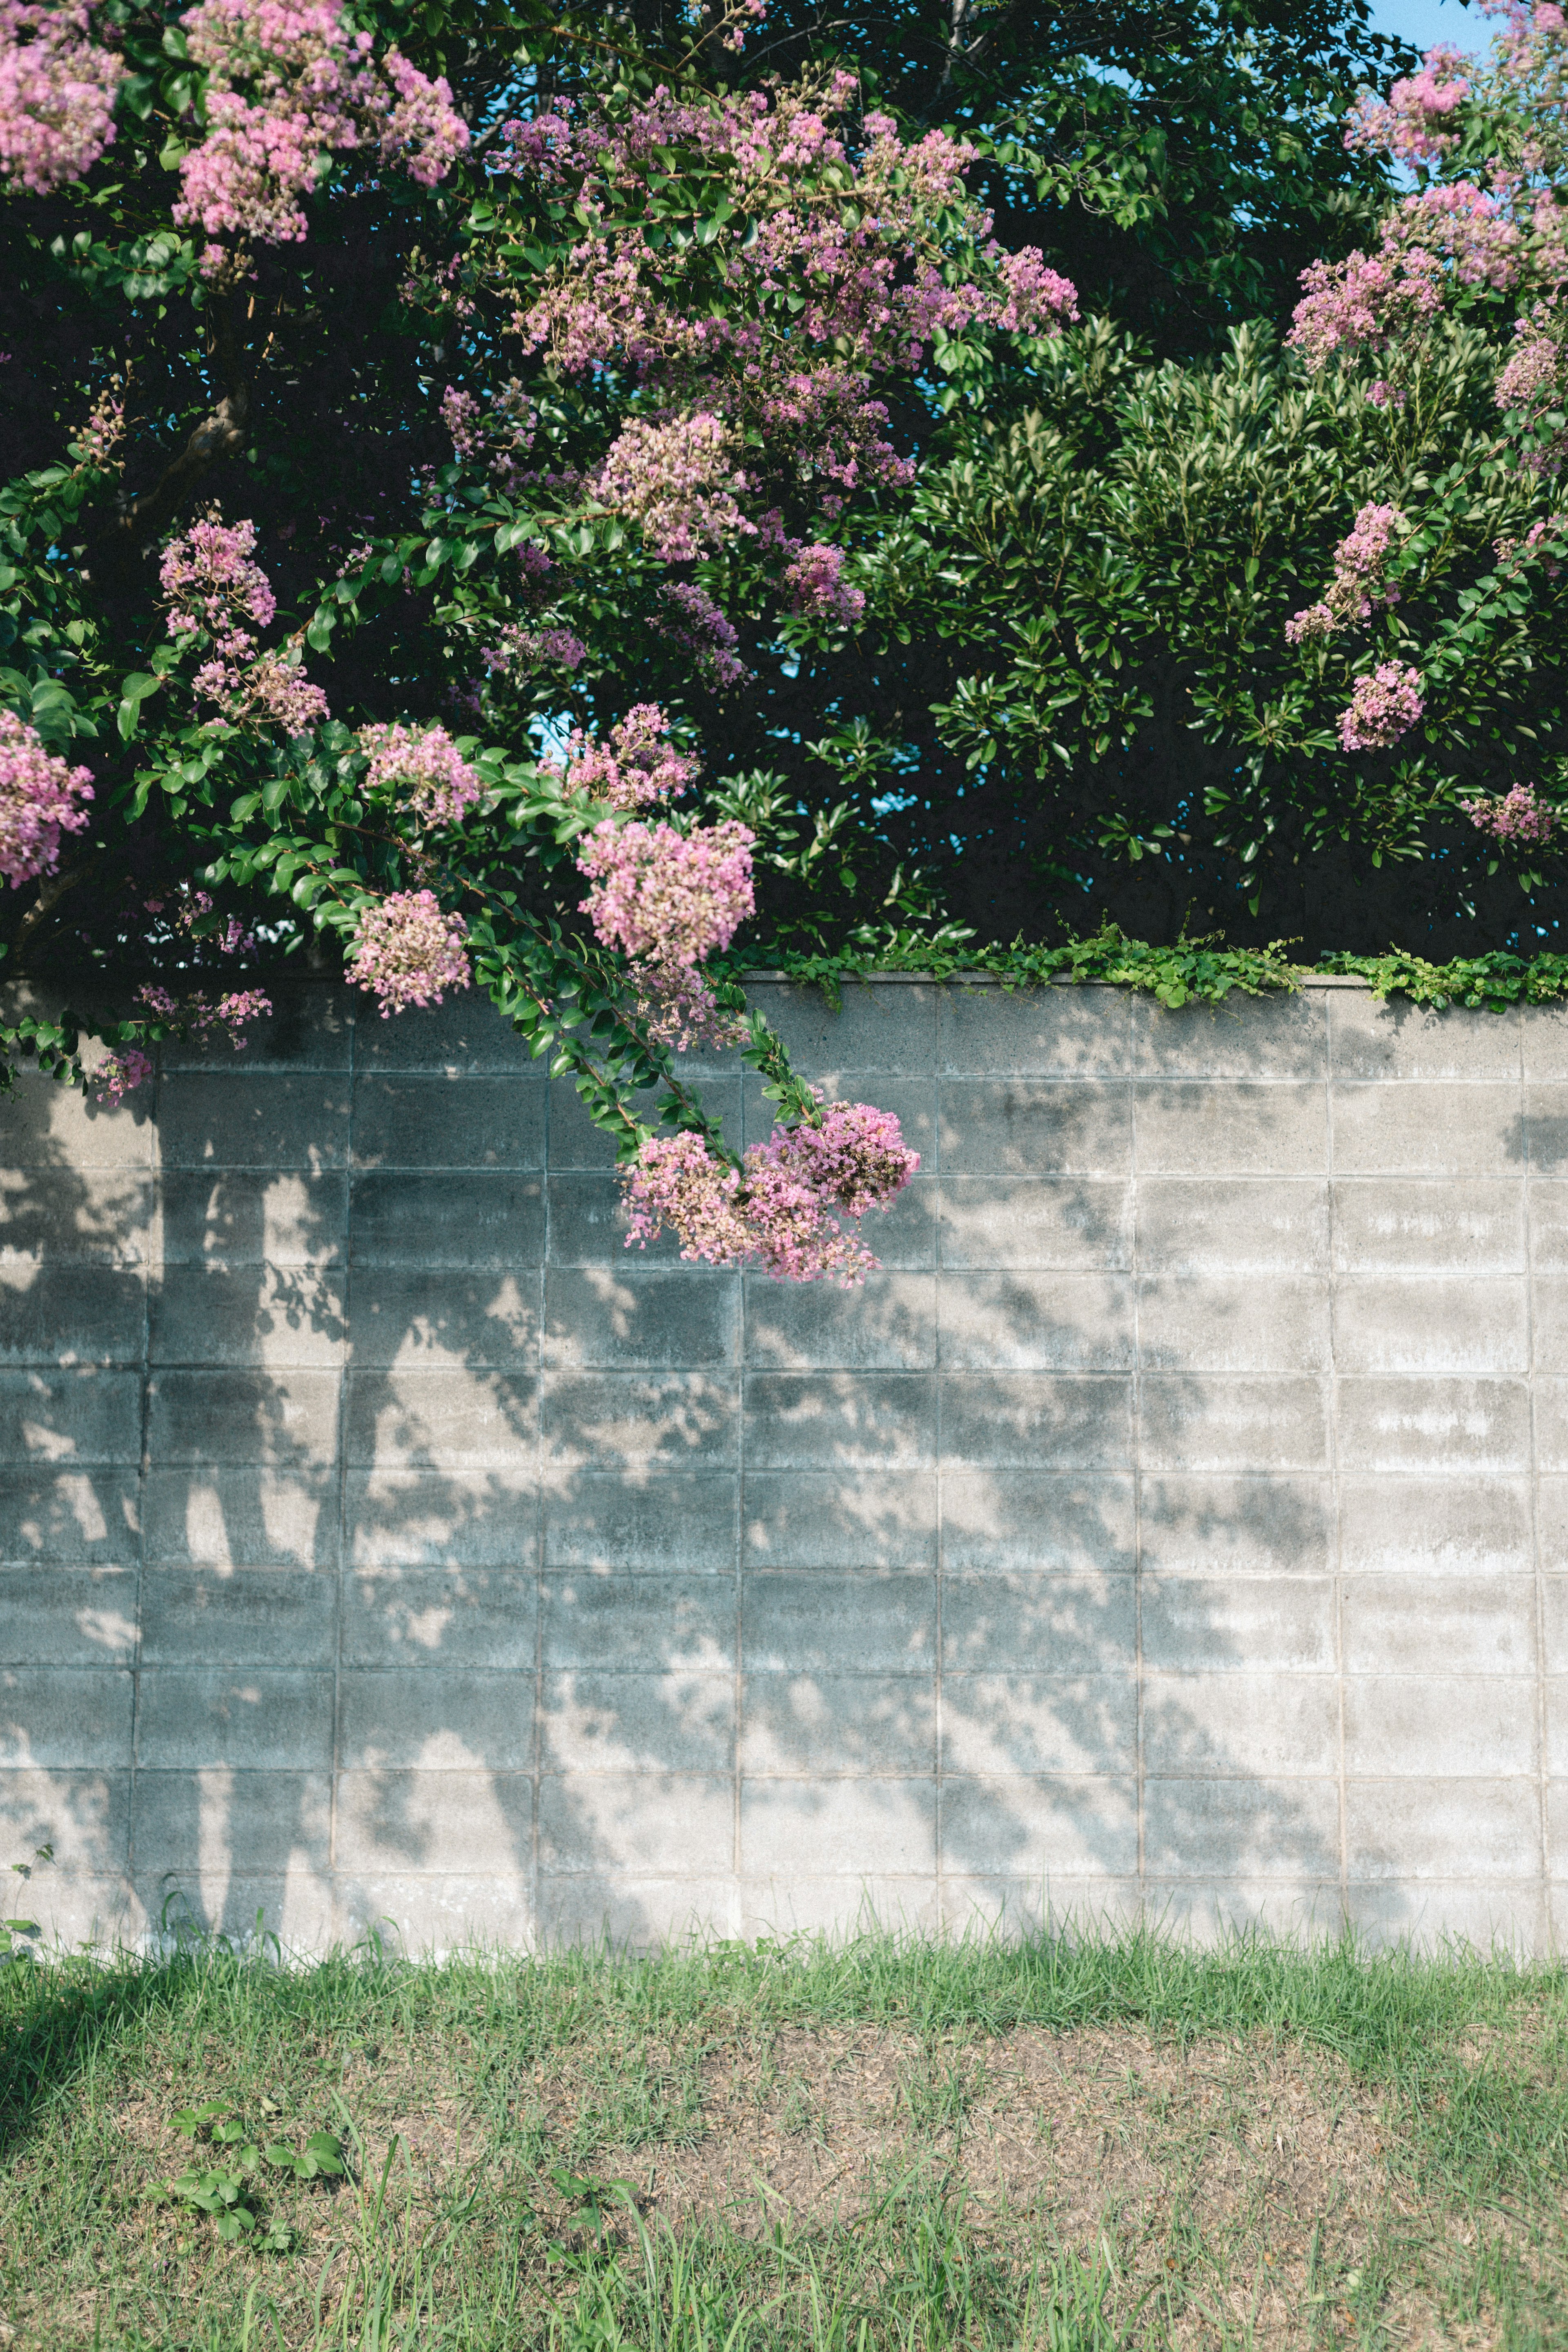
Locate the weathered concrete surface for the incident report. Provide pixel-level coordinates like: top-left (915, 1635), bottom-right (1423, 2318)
top-left (1, 975), bottom-right (1564, 1953)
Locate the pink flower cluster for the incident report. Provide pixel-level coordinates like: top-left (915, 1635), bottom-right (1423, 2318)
top-left (622, 1100), bottom-right (918, 1284)
top-left (1286, 502), bottom-right (1408, 642)
top-left (174, 1), bottom-right (466, 264)
top-left (593, 413), bottom-right (750, 562)
top-left (577, 818), bottom-right (755, 966)
top-left (653, 584), bottom-right (749, 689)
top-left (1345, 43), bottom-right (1472, 163)
top-left (560, 706), bottom-right (697, 810)
top-left (161, 517), bottom-right (276, 656)
top-left (1338, 662), bottom-right (1426, 751)
top-left (440, 378), bottom-right (535, 487)
top-left (784, 542), bottom-right (866, 625)
top-left (1498, 304), bottom-right (1564, 410)
top-left (347, 889), bottom-right (471, 1016)
top-left (73, 385), bottom-right (125, 469)
top-left (1461, 780), bottom-right (1559, 842)
top-left (209, 646), bottom-right (329, 733)
top-left (94, 1049), bottom-right (153, 1107)
top-left (1287, 247), bottom-right (1444, 370)
top-left (135, 981), bottom-right (274, 1046)
top-left (0, 1), bottom-right (121, 194)
top-left (481, 624), bottom-right (587, 675)
top-left (358, 722), bottom-right (483, 826)
top-left (0, 711), bottom-right (93, 887)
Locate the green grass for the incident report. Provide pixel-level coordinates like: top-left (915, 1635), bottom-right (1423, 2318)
top-left (2, 1925), bottom-right (1567, 2348)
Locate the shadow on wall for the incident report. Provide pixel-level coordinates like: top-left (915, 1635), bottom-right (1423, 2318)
top-left (0, 980), bottom-right (1396, 1958)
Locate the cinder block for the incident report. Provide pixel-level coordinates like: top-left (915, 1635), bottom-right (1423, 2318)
top-left (938, 1081), bottom-right (1131, 1178)
top-left (742, 1571), bottom-right (934, 1674)
top-left (0, 1765), bottom-right (130, 1871)
top-left (1, 1667), bottom-right (132, 1766)
top-left (547, 1172), bottom-right (682, 1264)
top-left (338, 1669), bottom-right (535, 1771)
top-left (1529, 1278), bottom-right (1568, 1373)
top-left (1527, 1085), bottom-right (1568, 1174)
top-left (940, 1875), bottom-right (1142, 1939)
top-left (0, 1566), bottom-right (134, 1669)
top-left (0, 1468), bottom-right (140, 1564)
top-left (350, 1172), bottom-right (544, 1267)
top-left (0, 1263), bottom-right (145, 1367)
top-left (1339, 1473), bottom-right (1531, 1576)
top-left (347, 1368), bottom-right (536, 1470)
top-left (937, 983), bottom-right (1133, 1078)
top-left (334, 1769), bottom-right (534, 1874)
top-left (354, 996), bottom-right (543, 1073)
top-left (1344, 1579), bottom-right (1537, 1676)
top-left (1336, 1180), bottom-right (1525, 1274)
top-left (1138, 1477), bottom-right (1334, 1577)
top-left (1134, 1083), bottom-right (1328, 1176)
top-left (1334, 1377), bottom-right (1530, 1474)
top-left (1333, 1084), bottom-right (1522, 1177)
top-left (140, 1569), bottom-right (335, 1665)
top-left (1346, 1779), bottom-right (1541, 1880)
top-left (1533, 1386), bottom-right (1568, 1472)
top-left (136, 1668), bottom-right (333, 1771)
top-left (548, 1078), bottom-right (743, 1170)
top-left (1520, 1004), bottom-right (1568, 1082)
top-left (541, 1873), bottom-right (738, 1949)
top-left (0, 1368), bottom-right (141, 1464)
top-left (1141, 1575), bottom-right (1334, 1673)
top-left (744, 1273), bottom-right (936, 1371)
top-left (1131, 993), bottom-right (1326, 1080)
top-left (160, 1171), bottom-right (347, 1268)
top-left (941, 1374), bottom-right (1133, 1470)
top-left (1137, 1179), bottom-right (1330, 1274)
top-left (938, 1178), bottom-right (1134, 1271)
top-left (1143, 1777), bottom-right (1342, 1879)
top-left (940, 1472), bottom-right (1136, 1575)
top-left (1344, 1677), bottom-right (1536, 1776)
top-left (540, 1769), bottom-right (734, 1872)
top-left (1329, 995), bottom-right (1521, 1083)
top-left (739, 1874), bottom-right (938, 1938)
top-left (1343, 1880), bottom-right (1547, 1954)
top-left (343, 1567), bottom-right (537, 1670)
top-left (335, 1869), bottom-right (535, 1956)
top-left (1544, 1678), bottom-right (1568, 1775)
top-left (741, 1673), bottom-right (933, 1775)
top-left (546, 1471), bottom-right (735, 1571)
top-left (131, 1768), bottom-right (331, 1871)
top-left (1141, 1673), bottom-right (1338, 1776)
top-left (1138, 1275), bottom-right (1330, 1373)
top-left (940, 1675), bottom-right (1134, 1778)
top-left (1143, 1880), bottom-right (1347, 1947)
top-left (347, 1266), bottom-right (539, 1370)
top-left (938, 1776), bottom-right (1135, 1878)
top-left (149, 1368), bottom-right (339, 1466)
top-left (346, 1468), bottom-right (538, 1569)
top-left (542, 1370), bottom-right (738, 1468)
top-left (939, 1273), bottom-right (1133, 1372)
top-left (158, 983), bottom-right (352, 1071)
top-left (1, 1075), bottom-right (152, 1169)
top-left (0, 1169), bottom-right (153, 1264)
top-left (150, 1266), bottom-right (345, 1369)
top-left (156, 1074), bottom-right (351, 1170)
top-left (744, 1371), bottom-right (935, 1468)
top-left (744, 980), bottom-right (937, 1074)
top-left (138, 1868), bottom-right (334, 1955)
top-left (541, 1573), bottom-right (734, 1672)
top-left (544, 1266), bottom-right (738, 1370)
top-left (1139, 1376), bottom-right (1328, 1474)
top-left (143, 1467), bottom-right (334, 1570)
top-left (351, 1076), bottom-right (546, 1172)
top-left (1333, 1276), bottom-right (1528, 1375)
top-left (1548, 1781), bottom-right (1568, 1873)
top-left (742, 1468), bottom-right (932, 1570)
top-left (741, 1776), bottom-right (934, 1875)
top-left (940, 1569), bottom-right (1136, 1674)
top-left (543, 1670), bottom-right (733, 1773)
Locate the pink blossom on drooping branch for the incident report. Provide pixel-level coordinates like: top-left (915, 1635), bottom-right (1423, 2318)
top-left (1461, 780), bottom-right (1560, 842)
top-left (358, 723), bottom-right (483, 827)
top-left (347, 889), bottom-right (472, 1016)
top-left (1287, 247), bottom-right (1445, 369)
top-left (1338, 662), bottom-right (1426, 751)
top-left (1380, 182), bottom-right (1523, 291)
top-left (481, 624), bottom-right (587, 676)
top-left (135, 980), bottom-right (274, 1047)
top-left (577, 818), bottom-right (755, 967)
top-left (161, 517), bottom-right (276, 658)
top-left (784, 542), bottom-right (866, 626)
top-left (559, 707), bottom-right (698, 811)
top-left (0, 711), bottom-right (94, 887)
top-left (175, 1), bottom-right (467, 264)
top-left (1344, 43), bottom-right (1472, 163)
top-left (1286, 503), bottom-right (1408, 643)
top-left (593, 414), bottom-right (750, 562)
top-left (653, 584), bottom-right (750, 690)
top-left (93, 1048), bottom-right (153, 1106)
top-left (440, 378), bottom-right (535, 487)
top-left (0, 2), bottom-right (121, 194)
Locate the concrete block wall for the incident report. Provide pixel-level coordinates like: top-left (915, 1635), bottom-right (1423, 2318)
top-left (2, 973), bottom-right (1566, 1954)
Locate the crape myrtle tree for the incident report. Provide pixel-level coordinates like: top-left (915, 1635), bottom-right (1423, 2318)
top-left (837, 0), bottom-right (1568, 955)
top-left (0, 0), bottom-right (1090, 1279)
